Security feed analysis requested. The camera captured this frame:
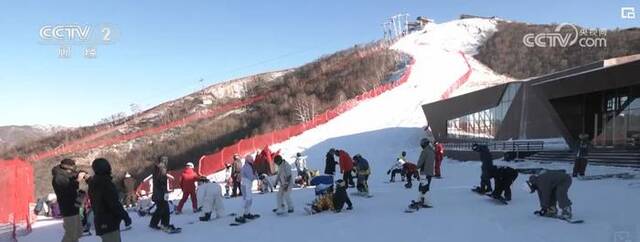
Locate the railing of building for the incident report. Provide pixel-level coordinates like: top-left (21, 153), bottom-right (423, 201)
top-left (443, 140), bottom-right (545, 152)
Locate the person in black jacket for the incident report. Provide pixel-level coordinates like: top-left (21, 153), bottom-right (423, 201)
top-left (149, 156), bottom-right (180, 233)
top-left (324, 148), bottom-right (338, 175)
top-left (88, 158), bottom-right (132, 242)
top-left (490, 166), bottom-right (518, 201)
top-left (51, 158), bottom-right (87, 242)
top-left (472, 144), bottom-right (494, 193)
top-left (333, 179), bottom-right (353, 212)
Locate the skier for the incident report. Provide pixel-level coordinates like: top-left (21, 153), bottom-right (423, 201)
top-left (573, 134), bottom-right (590, 177)
top-left (527, 170), bottom-right (574, 220)
top-left (88, 158), bottom-right (132, 242)
top-left (197, 177), bottom-right (225, 221)
top-left (235, 154), bottom-right (260, 223)
top-left (402, 162), bottom-right (420, 188)
top-left (176, 162), bottom-right (199, 214)
top-left (417, 138), bottom-right (435, 191)
top-left (324, 148), bottom-right (338, 175)
top-left (353, 154), bottom-right (371, 196)
top-left (258, 174), bottom-right (274, 194)
top-left (387, 151), bottom-right (407, 183)
top-left (337, 149), bottom-right (355, 187)
top-left (273, 155), bottom-right (294, 214)
top-left (149, 156), bottom-right (180, 233)
top-left (223, 164), bottom-right (232, 197)
top-left (471, 144), bottom-right (494, 194)
top-left (294, 152), bottom-right (310, 187)
top-left (490, 166), bottom-right (518, 201)
top-left (434, 141), bottom-right (444, 178)
top-left (231, 154), bottom-right (243, 197)
top-left (122, 172), bottom-right (137, 208)
top-left (51, 158), bottom-right (87, 242)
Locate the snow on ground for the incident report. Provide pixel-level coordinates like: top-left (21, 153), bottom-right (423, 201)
top-left (21, 19), bottom-right (640, 242)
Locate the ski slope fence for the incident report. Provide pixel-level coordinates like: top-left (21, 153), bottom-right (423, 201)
top-left (26, 96), bottom-right (265, 163)
top-left (440, 52), bottom-right (472, 100)
top-left (0, 159), bottom-right (35, 242)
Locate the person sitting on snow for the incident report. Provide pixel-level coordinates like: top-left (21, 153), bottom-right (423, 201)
top-left (258, 174), bottom-right (274, 194)
top-left (197, 177), bottom-right (225, 221)
top-left (402, 162), bottom-right (420, 188)
top-left (136, 190), bottom-right (154, 217)
top-left (387, 151), bottom-right (407, 182)
top-left (527, 170), bottom-right (574, 220)
top-left (490, 166), bottom-right (518, 201)
top-left (306, 179), bottom-right (352, 214)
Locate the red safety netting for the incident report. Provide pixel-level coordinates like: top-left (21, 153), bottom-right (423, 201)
top-left (28, 96), bottom-right (265, 163)
top-left (0, 159), bottom-right (35, 241)
top-left (440, 52), bottom-right (472, 100)
top-left (192, 59), bottom-right (415, 177)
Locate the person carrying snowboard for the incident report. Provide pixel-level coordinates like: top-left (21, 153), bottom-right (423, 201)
top-left (197, 177), bottom-right (225, 221)
top-left (176, 162), bottom-right (200, 214)
top-left (353, 154), bottom-right (371, 196)
top-left (273, 155), bottom-right (294, 214)
top-left (325, 148), bottom-right (338, 175)
top-left (235, 155), bottom-right (259, 223)
top-left (387, 151), bottom-right (406, 183)
top-left (472, 144), bottom-right (493, 194)
top-left (527, 170), bottom-right (574, 220)
top-left (149, 156), bottom-right (180, 233)
top-left (88, 158), bottom-right (132, 242)
top-left (490, 166), bottom-right (518, 201)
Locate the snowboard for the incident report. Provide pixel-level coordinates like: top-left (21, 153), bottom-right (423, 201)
top-left (404, 204), bottom-right (433, 213)
top-left (229, 214), bottom-right (260, 226)
top-left (350, 192), bottom-right (373, 198)
top-left (485, 194), bottom-right (508, 205)
top-left (534, 211), bottom-right (584, 224)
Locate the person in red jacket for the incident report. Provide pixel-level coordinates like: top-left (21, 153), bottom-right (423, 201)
top-left (434, 141), bottom-right (444, 178)
top-left (176, 162), bottom-right (200, 214)
top-left (337, 150), bottom-right (355, 187)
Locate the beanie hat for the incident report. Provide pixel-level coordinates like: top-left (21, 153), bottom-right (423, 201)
top-left (186, 162), bottom-right (194, 168)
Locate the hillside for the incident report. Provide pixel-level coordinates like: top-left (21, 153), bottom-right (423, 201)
top-left (0, 125), bottom-right (66, 151)
top-left (475, 22), bottom-right (640, 79)
top-left (18, 41), bottom-right (405, 196)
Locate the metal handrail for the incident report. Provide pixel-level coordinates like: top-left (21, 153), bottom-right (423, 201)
top-left (443, 141), bottom-right (544, 152)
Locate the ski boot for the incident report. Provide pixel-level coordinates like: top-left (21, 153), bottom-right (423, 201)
top-left (161, 224), bottom-right (181, 233)
top-left (243, 213), bottom-right (259, 219)
top-left (534, 207), bottom-right (557, 217)
top-left (199, 212), bottom-right (211, 221)
top-left (288, 208), bottom-right (294, 213)
top-left (234, 216), bottom-right (246, 223)
top-left (560, 206), bottom-right (572, 220)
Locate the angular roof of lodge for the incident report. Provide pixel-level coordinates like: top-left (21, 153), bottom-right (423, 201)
top-left (424, 53), bottom-right (640, 108)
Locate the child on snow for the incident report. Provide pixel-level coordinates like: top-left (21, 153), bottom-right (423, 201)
top-left (306, 179), bottom-right (353, 214)
top-left (353, 154), bottom-right (371, 196)
top-left (197, 176), bottom-right (225, 221)
top-left (387, 151), bottom-right (406, 182)
top-left (490, 166), bottom-right (518, 201)
top-left (527, 170), bottom-right (573, 219)
top-left (258, 174), bottom-right (274, 194)
top-left (402, 162), bottom-right (420, 188)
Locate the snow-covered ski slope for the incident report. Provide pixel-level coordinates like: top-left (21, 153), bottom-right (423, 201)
top-left (22, 19), bottom-right (640, 242)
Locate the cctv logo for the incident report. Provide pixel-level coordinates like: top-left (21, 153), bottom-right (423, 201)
top-left (621, 7), bottom-right (636, 19)
top-left (40, 25), bottom-right (91, 41)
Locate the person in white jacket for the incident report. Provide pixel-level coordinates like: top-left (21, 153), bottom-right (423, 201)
top-left (387, 151), bottom-right (407, 182)
top-left (273, 155), bottom-right (294, 214)
top-left (234, 154), bottom-right (259, 223)
top-left (197, 177), bottom-right (225, 221)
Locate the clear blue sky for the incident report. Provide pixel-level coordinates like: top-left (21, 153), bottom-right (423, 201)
top-left (1, 0), bottom-right (638, 126)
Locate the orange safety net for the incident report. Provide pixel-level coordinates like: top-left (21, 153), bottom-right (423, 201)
top-left (0, 159), bottom-right (34, 240)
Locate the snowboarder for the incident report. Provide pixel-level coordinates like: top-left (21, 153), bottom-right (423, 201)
top-left (196, 177), bottom-right (225, 221)
top-left (417, 138), bottom-right (435, 196)
top-left (573, 134), bottom-right (590, 177)
top-left (402, 162), bottom-right (420, 188)
top-left (235, 154), bottom-right (260, 223)
top-left (324, 148), bottom-right (338, 175)
top-left (434, 141), bottom-right (444, 178)
top-left (471, 144), bottom-right (494, 194)
top-left (273, 155), bottom-right (295, 214)
top-left (387, 151), bottom-right (407, 183)
top-left (231, 154), bottom-right (243, 197)
top-left (294, 152), bottom-right (310, 187)
top-left (527, 170), bottom-right (574, 220)
top-left (333, 179), bottom-right (353, 212)
top-left (490, 166), bottom-right (518, 201)
top-left (305, 184), bottom-right (335, 214)
top-left (337, 149), bottom-right (355, 187)
top-left (122, 172), bottom-right (137, 208)
top-left (258, 174), bottom-right (274, 194)
top-left (88, 158), bottom-right (132, 242)
top-left (176, 162), bottom-right (200, 214)
top-left (149, 156), bottom-right (180, 233)
top-left (353, 154), bottom-right (371, 196)
top-left (51, 158), bottom-right (87, 242)
top-left (406, 178), bottom-right (433, 212)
